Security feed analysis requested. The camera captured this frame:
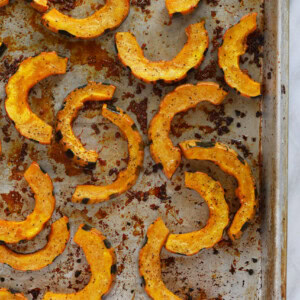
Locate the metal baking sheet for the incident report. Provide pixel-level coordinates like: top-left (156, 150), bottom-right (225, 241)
top-left (0, 0), bottom-right (288, 299)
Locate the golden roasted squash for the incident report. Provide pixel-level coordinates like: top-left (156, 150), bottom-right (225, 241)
top-left (0, 162), bottom-right (55, 244)
top-left (218, 13), bottom-right (261, 98)
top-left (165, 172), bottom-right (229, 256)
top-left (43, 224), bottom-right (116, 299)
top-left (166, 0), bottom-right (201, 16)
top-left (0, 0), bottom-right (8, 7)
top-left (180, 140), bottom-right (256, 241)
top-left (0, 288), bottom-right (27, 300)
top-left (148, 82), bottom-right (227, 179)
top-left (5, 52), bottom-right (68, 144)
top-left (0, 41), bottom-right (7, 57)
top-left (0, 216), bottom-right (69, 271)
top-left (139, 218), bottom-right (181, 300)
top-left (115, 22), bottom-right (208, 83)
top-left (42, 0), bottom-right (130, 39)
top-left (29, 0), bottom-right (48, 12)
top-left (72, 104), bottom-right (144, 204)
top-left (56, 82), bottom-right (116, 168)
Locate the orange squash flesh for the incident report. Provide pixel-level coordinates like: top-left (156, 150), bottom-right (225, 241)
top-left (0, 0), bottom-right (8, 7)
top-left (56, 82), bottom-right (116, 168)
top-left (5, 52), bottom-right (68, 144)
top-left (148, 82), bottom-right (227, 179)
top-left (30, 0), bottom-right (48, 12)
top-left (72, 104), bottom-right (144, 204)
top-left (179, 140), bottom-right (256, 241)
top-left (139, 218), bottom-right (181, 300)
top-left (43, 224), bottom-right (116, 300)
top-left (115, 22), bottom-right (208, 83)
top-left (0, 288), bottom-right (27, 300)
top-left (42, 0), bottom-right (130, 39)
top-left (0, 216), bottom-right (70, 271)
top-left (165, 172), bottom-right (229, 256)
top-left (0, 162), bottom-right (55, 244)
top-left (166, 0), bottom-right (201, 16)
top-left (218, 13), bottom-right (261, 98)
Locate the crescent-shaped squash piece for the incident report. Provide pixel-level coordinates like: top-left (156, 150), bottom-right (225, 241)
top-left (115, 22), bottom-right (208, 83)
top-left (139, 218), bottom-right (181, 300)
top-left (56, 82), bottom-right (116, 168)
top-left (0, 216), bottom-right (70, 271)
top-left (0, 288), bottom-right (27, 300)
top-left (148, 82), bottom-right (227, 179)
top-left (218, 13), bottom-right (261, 98)
top-left (165, 172), bottom-right (229, 256)
top-left (72, 104), bottom-right (144, 204)
top-left (0, 41), bottom-right (7, 57)
top-left (30, 0), bottom-right (48, 12)
top-left (0, 0), bottom-right (8, 7)
top-left (179, 140), bottom-right (257, 241)
top-left (0, 162), bottom-right (55, 244)
top-left (42, 0), bottom-right (130, 39)
top-left (43, 224), bottom-right (116, 300)
top-left (5, 52), bottom-right (68, 144)
top-left (166, 0), bottom-right (201, 16)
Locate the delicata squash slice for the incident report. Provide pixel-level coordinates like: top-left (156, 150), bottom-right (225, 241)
top-left (139, 218), bottom-right (181, 300)
top-left (42, 0), bottom-right (130, 39)
top-left (0, 0), bottom-right (8, 7)
top-left (165, 172), bottom-right (229, 256)
top-left (43, 224), bottom-right (116, 300)
top-left (166, 0), bottom-right (201, 16)
top-left (218, 13), bottom-right (261, 98)
top-left (0, 41), bottom-right (7, 57)
top-left (0, 162), bottom-right (55, 244)
top-left (0, 216), bottom-right (70, 271)
top-left (148, 82), bottom-right (227, 179)
top-left (56, 82), bottom-right (116, 168)
top-left (72, 104), bottom-right (144, 204)
top-left (0, 288), bottom-right (27, 300)
top-left (29, 0), bottom-right (48, 13)
top-left (115, 22), bottom-right (208, 83)
top-left (180, 140), bottom-right (257, 241)
top-left (5, 52), bottom-right (68, 144)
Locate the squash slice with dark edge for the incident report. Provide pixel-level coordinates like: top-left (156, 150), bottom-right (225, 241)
top-left (115, 22), bottom-right (208, 83)
top-left (72, 104), bottom-right (144, 204)
top-left (139, 218), bottom-right (181, 300)
top-left (0, 41), bottom-right (7, 57)
top-left (148, 82), bottom-right (227, 179)
top-left (0, 162), bottom-right (55, 244)
top-left (30, 0), bottom-right (48, 12)
top-left (56, 82), bottom-right (116, 168)
top-left (0, 216), bottom-right (70, 271)
top-left (166, 0), bottom-right (201, 16)
top-left (0, 288), bottom-right (27, 300)
top-left (43, 224), bottom-right (116, 300)
top-left (0, 0), bottom-right (8, 7)
top-left (179, 140), bottom-right (256, 241)
top-left (42, 0), bottom-right (130, 39)
top-left (218, 13), bottom-right (261, 98)
top-left (5, 52), bottom-right (68, 144)
top-left (165, 172), bottom-right (229, 256)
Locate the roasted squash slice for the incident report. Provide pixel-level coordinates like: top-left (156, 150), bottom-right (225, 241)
top-left (0, 288), bottom-right (27, 300)
top-left (166, 0), bottom-right (201, 16)
top-left (139, 218), bottom-right (181, 300)
top-left (0, 41), bottom-right (7, 57)
top-left (0, 0), bottom-right (8, 7)
top-left (29, 0), bottom-right (48, 12)
top-left (0, 162), bottom-right (55, 244)
top-left (5, 52), bottom-right (68, 144)
top-left (43, 224), bottom-right (116, 299)
top-left (42, 0), bottom-right (130, 39)
top-left (165, 172), bottom-right (229, 256)
top-left (115, 22), bottom-right (208, 83)
top-left (148, 82), bottom-right (227, 179)
top-left (0, 216), bottom-right (69, 271)
top-left (56, 82), bottom-right (116, 168)
top-left (179, 140), bottom-right (256, 241)
top-left (72, 104), bottom-right (144, 204)
top-left (218, 13), bottom-right (261, 98)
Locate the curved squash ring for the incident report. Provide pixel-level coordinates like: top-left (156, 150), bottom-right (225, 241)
top-left (29, 0), bottom-right (48, 12)
top-left (0, 216), bottom-right (70, 271)
top-left (5, 52), bottom-right (68, 144)
top-left (42, 0), bottom-right (130, 39)
top-left (72, 104), bottom-right (144, 204)
top-left (0, 0), bottom-right (8, 7)
top-left (0, 162), bottom-right (56, 244)
top-left (148, 82), bottom-right (227, 179)
top-left (218, 13), bottom-right (261, 98)
top-left (139, 218), bottom-right (181, 300)
top-left (0, 288), bottom-right (27, 300)
top-left (56, 82), bottom-right (116, 168)
top-left (179, 140), bottom-right (256, 241)
top-left (115, 22), bottom-right (208, 83)
top-left (43, 224), bottom-right (116, 299)
top-left (165, 172), bottom-right (229, 256)
top-left (166, 0), bottom-right (201, 16)
top-left (0, 41), bottom-right (7, 57)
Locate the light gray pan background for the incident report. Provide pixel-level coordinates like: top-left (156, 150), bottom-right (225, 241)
top-left (0, 0), bottom-right (288, 299)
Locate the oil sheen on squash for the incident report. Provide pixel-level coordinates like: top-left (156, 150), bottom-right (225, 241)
top-left (166, 0), bottom-right (201, 16)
